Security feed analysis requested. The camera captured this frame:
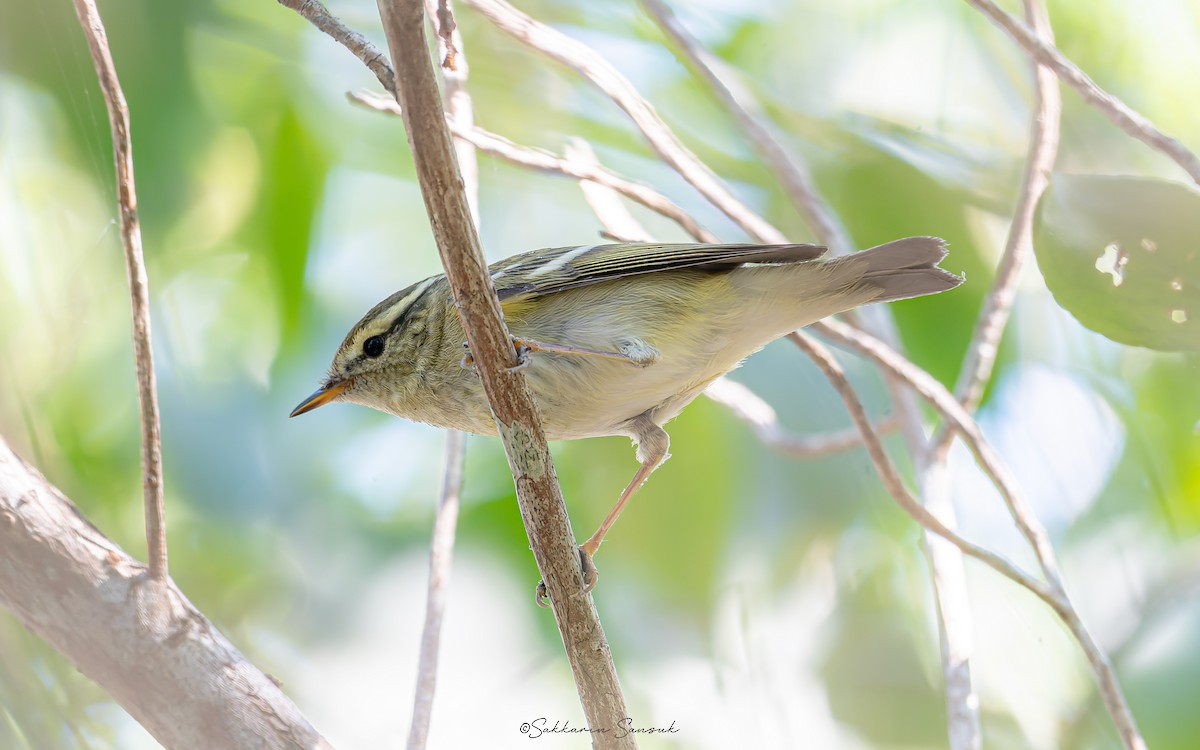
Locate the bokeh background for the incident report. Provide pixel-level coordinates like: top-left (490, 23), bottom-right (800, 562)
top-left (2, 0), bottom-right (1198, 747)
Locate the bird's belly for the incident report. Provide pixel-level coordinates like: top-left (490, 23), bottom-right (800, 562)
top-left (521, 345), bottom-right (741, 440)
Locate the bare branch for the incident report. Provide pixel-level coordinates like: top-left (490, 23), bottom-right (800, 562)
top-left (430, 0), bottom-right (478, 227)
top-left (565, 138), bottom-right (654, 242)
top-left (373, 1), bottom-right (633, 745)
top-left (71, 0), bottom-right (167, 580)
top-left (966, 0), bottom-right (1200, 184)
top-left (0, 438), bottom-right (333, 749)
top-left (816, 320), bottom-right (1060, 581)
top-left (633, 4), bottom-right (982, 743)
top-left (278, 0), bottom-right (396, 95)
top-left (464, 0), bottom-right (785, 243)
top-left (784, 334), bottom-right (1053, 602)
top-left (933, 0), bottom-right (1061, 454)
top-left (812, 319), bottom-right (1146, 750)
top-left (408, 4), bottom-right (473, 746)
top-left (348, 90), bottom-right (717, 242)
top-left (703, 377), bottom-right (901, 459)
top-left (407, 430), bottom-right (465, 750)
top-left (639, 0), bottom-right (852, 255)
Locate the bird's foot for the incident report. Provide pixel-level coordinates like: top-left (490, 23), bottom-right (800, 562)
top-left (535, 546), bottom-right (599, 608)
top-left (460, 338), bottom-right (531, 372)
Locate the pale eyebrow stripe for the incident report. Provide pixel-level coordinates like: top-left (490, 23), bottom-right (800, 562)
top-left (382, 277), bottom-right (437, 335)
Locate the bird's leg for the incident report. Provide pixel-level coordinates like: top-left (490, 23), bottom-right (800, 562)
top-left (536, 417), bottom-right (669, 605)
top-left (515, 338), bottom-right (653, 366)
top-left (461, 336), bottom-right (655, 371)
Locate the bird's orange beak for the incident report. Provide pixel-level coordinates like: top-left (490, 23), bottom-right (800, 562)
top-left (289, 379), bottom-right (351, 417)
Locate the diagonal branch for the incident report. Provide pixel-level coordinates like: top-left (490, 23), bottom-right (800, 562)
top-left (71, 0), bottom-right (167, 580)
top-left (372, 1), bottom-right (633, 746)
top-left (0, 437), bottom-right (334, 749)
top-left (966, 0), bottom-right (1200, 184)
top-left (637, 4), bottom-right (981, 744)
top-left (785, 333), bottom-right (1054, 604)
top-left (347, 90), bottom-right (717, 242)
top-left (932, 0), bottom-right (1061, 458)
top-left (278, 0), bottom-right (396, 95)
top-left (639, 0), bottom-right (852, 255)
top-left (464, 0), bottom-right (786, 243)
top-left (702, 377), bottom-right (902, 459)
top-left (812, 319), bottom-right (1146, 750)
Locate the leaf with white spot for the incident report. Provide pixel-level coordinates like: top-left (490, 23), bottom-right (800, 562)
top-left (1034, 175), bottom-right (1200, 351)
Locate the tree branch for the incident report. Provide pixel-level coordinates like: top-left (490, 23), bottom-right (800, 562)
top-left (347, 90), bottom-right (717, 242)
top-left (784, 333), bottom-right (1054, 603)
top-left (965, 0), bottom-right (1200, 184)
top-left (407, 3), bottom-right (473, 747)
top-left (71, 0), bottom-right (167, 580)
top-left (702, 377), bottom-right (901, 459)
top-left (407, 430), bottom-right (465, 750)
top-left (812, 319), bottom-right (1146, 750)
top-left (372, 1), bottom-right (633, 745)
top-left (635, 3), bottom-right (981, 743)
top-left (639, 0), bottom-right (852, 255)
top-left (0, 437), bottom-right (333, 750)
top-left (464, 0), bottom-right (785, 243)
top-left (277, 0), bottom-right (396, 95)
top-left (931, 0), bottom-right (1061, 458)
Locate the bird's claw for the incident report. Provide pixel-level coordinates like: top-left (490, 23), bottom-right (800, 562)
top-left (535, 547), bottom-right (599, 608)
top-left (460, 339), bottom-right (532, 372)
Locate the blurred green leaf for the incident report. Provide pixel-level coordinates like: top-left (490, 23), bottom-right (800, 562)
top-left (1034, 175), bottom-right (1200, 352)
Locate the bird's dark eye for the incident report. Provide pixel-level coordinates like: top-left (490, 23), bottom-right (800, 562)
top-left (363, 335), bottom-right (385, 358)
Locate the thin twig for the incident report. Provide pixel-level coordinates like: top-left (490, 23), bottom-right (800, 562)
top-left (923, 2), bottom-right (1060, 742)
top-left (785, 333), bottom-right (1054, 603)
top-left (639, 0), bottom-right (852, 255)
top-left (966, 0), bottom-right (1200, 184)
top-left (278, 0), bottom-right (396, 95)
top-left (812, 319), bottom-right (1146, 750)
top-left (71, 0), bottom-right (167, 580)
top-left (431, 0), bottom-right (478, 228)
top-left (815, 319), bottom-right (1061, 585)
top-left (637, 5), bottom-right (980, 743)
top-left (408, 4), bottom-right (473, 747)
top-left (464, 0), bottom-right (786, 243)
top-left (407, 430), bottom-right (465, 750)
top-left (348, 90), bottom-right (717, 242)
top-left (372, 1), bottom-right (633, 745)
top-left (703, 377), bottom-right (902, 459)
top-left (930, 0), bottom-right (1061, 462)
top-left (565, 138), bottom-right (655, 243)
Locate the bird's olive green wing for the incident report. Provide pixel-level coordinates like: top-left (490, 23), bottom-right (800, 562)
top-left (489, 242), bottom-right (826, 302)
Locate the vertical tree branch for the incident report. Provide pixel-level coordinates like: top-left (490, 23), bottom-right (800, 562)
top-left (71, 0), bottom-right (167, 580)
top-left (408, 4), bottom-right (473, 746)
top-left (929, 0), bottom-right (1062, 460)
top-left (372, 1), bottom-right (633, 745)
top-left (407, 430), bottom-right (465, 750)
top-left (813, 320), bottom-right (1146, 750)
top-left (639, 2), bottom-right (980, 743)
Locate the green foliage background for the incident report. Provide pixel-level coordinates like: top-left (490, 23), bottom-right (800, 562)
top-left (0, 0), bottom-right (1197, 747)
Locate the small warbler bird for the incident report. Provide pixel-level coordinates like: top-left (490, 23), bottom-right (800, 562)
top-left (292, 238), bottom-right (961, 585)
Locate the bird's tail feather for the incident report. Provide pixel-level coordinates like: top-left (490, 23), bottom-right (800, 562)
top-left (855, 236), bottom-right (963, 302)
